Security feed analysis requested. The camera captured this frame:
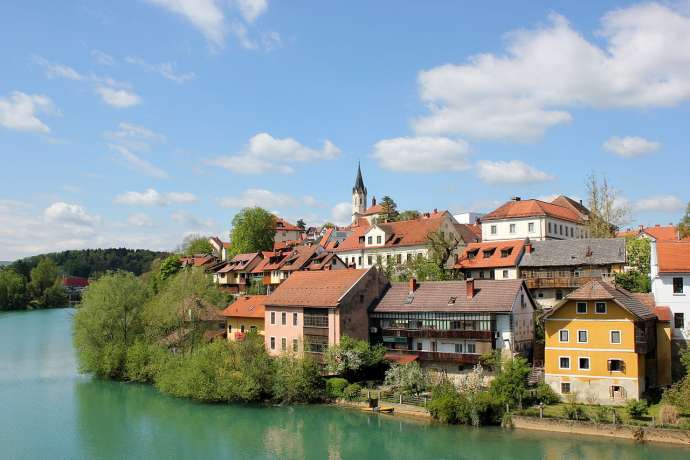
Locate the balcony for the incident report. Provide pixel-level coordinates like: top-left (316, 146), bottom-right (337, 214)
top-left (381, 328), bottom-right (493, 340)
top-left (262, 275), bottom-right (272, 286)
top-left (522, 273), bottom-right (615, 289)
top-left (384, 349), bottom-right (480, 365)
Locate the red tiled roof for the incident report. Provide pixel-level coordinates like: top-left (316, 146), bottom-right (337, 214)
top-left (550, 195), bottom-right (590, 219)
top-left (384, 353), bottom-right (419, 364)
top-left (335, 213), bottom-right (450, 252)
top-left (556, 280), bottom-right (656, 320)
top-left (63, 276), bottom-right (89, 288)
top-left (657, 241), bottom-right (690, 273)
top-left (193, 255), bottom-right (216, 267)
top-left (251, 251), bottom-right (276, 273)
top-left (222, 295), bottom-right (267, 319)
top-left (654, 306), bottom-right (672, 322)
top-left (454, 223), bottom-right (481, 244)
top-left (482, 199), bottom-right (582, 224)
top-left (455, 240), bottom-right (525, 269)
top-left (644, 225), bottom-right (683, 242)
top-left (361, 203), bottom-right (384, 216)
top-left (265, 269), bottom-right (370, 308)
top-left (319, 227), bottom-right (334, 247)
top-left (218, 252), bottom-right (262, 272)
top-left (274, 216), bottom-right (302, 232)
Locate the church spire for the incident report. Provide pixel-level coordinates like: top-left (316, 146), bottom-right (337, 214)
top-left (353, 161), bottom-right (366, 194)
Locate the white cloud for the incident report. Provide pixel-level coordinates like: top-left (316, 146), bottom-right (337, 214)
top-left (144, 0), bottom-right (271, 49)
top-left (0, 91), bottom-right (57, 134)
top-left (44, 202), bottom-right (100, 227)
top-left (104, 122), bottom-right (165, 152)
top-left (603, 136), bottom-right (661, 157)
top-left (96, 86), bottom-right (142, 108)
top-left (125, 57), bottom-right (196, 83)
top-left (330, 202), bottom-right (352, 226)
top-left (634, 195), bottom-right (684, 212)
top-left (91, 50), bottom-right (115, 66)
top-left (127, 213), bottom-right (154, 227)
top-left (219, 188), bottom-right (300, 209)
top-left (115, 188), bottom-right (196, 206)
top-left (170, 210), bottom-right (215, 229)
top-left (414, 3), bottom-right (690, 140)
top-left (476, 160), bottom-right (555, 184)
top-left (34, 56), bottom-right (84, 80)
top-left (372, 136), bottom-right (470, 172)
top-left (109, 145), bottom-right (169, 179)
top-left (208, 132), bottom-right (341, 175)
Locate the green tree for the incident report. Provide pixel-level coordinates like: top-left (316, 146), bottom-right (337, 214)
top-left (379, 196), bottom-right (399, 222)
top-left (29, 258), bottom-right (67, 308)
top-left (159, 255), bottom-right (183, 281)
top-left (180, 234), bottom-right (213, 255)
top-left (488, 357), bottom-right (531, 409)
top-left (679, 202), bottom-right (690, 239)
top-left (395, 210), bottom-right (421, 222)
top-left (626, 237), bottom-right (651, 274)
top-left (585, 173), bottom-right (629, 238)
top-left (73, 272), bottom-right (149, 379)
top-left (296, 219), bottom-right (306, 230)
top-left (384, 362), bottom-right (429, 395)
top-left (0, 269), bottom-right (29, 310)
top-left (322, 222), bottom-right (335, 229)
top-left (324, 335), bottom-right (385, 380)
top-left (229, 207), bottom-right (275, 256)
top-left (272, 353), bottom-right (324, 404)
top-left (614, 270), bottom-right (651, 293)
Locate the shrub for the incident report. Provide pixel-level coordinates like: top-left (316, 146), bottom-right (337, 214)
top-left (625, 399), bottom-right (649, 419)
top-left (428, 382), bottom-right (465, 424)
top-left (125, 341), bottom-right (167, 383)
top-left (562, 395), bottom-right (586, 421)
top-left (592, 406), bottom-right (612, 424)
top-left (326, 378), bottom-right (349, 399)
top-left (533, 382), bottom-right (559, 405)
top-left (272, 353), bottom-right (324, 404)
top-left (659, 405), bottom-right (679, 425)
top-left (343, 383), bottom-right (362, 401)
top-left (384, 362), bottom-right (429, 395)
top-left (324, 336), bottom-right (386, 381)
top-left (488, 357), bottom-right (530, 409)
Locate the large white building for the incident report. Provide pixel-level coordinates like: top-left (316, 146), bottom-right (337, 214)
top-left (651, 240), bottom-right (690, 342)
top-left (480, 197), bottom-right (588, 242)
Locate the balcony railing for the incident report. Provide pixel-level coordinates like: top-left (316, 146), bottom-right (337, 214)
top-left (385, 349), bottom-right (480, 365)
top-left (381, 328), bottom-right (493, 340)
top-left (522, 273), bottom-right (615, 289)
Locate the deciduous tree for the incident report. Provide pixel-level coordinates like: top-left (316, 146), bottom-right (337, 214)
top-left (229, 207), bottom-right (275, 256)
top-left (585, 173), bottom-right (629, 238)
top-left (679, 202), bottom-right (690, 239)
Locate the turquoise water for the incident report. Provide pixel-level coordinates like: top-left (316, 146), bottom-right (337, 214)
top-left (0, 309), bottom-right (687, 459)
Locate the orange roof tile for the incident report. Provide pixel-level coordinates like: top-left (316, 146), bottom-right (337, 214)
top-left (361, 203), bottom-right (384, 216)
top-left (482, 199), bottom-right (582, 224)
top-left (265, 269), bottom-right (369, 307)
top-left (274, 216), bottom-right (302, 232)
top-left (222, 295), bottom-right (267, 318)
top-left (455, 240), bottom-right (525, 269)
top-left (657, 241), bottom-right (690, 273)
top-left (643, 225), bottom-right (684, 241)
top-left (558, 280), bottom-right (655, 320)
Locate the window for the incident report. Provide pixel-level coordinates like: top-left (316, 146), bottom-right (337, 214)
top-left (559, 357), bottom-right (570, 369)
top-left (376, 235), bottom-right (382, 244)
top-left (559, 224), bottom-right (563, 235)
top-left (500, 248), bottom-right (513, 258)
top-left (304, 309), bottom-right (329, 328)
top-left (502, 270), bottom-right (509, 279)
top-left (417, 342), bottom-right (423, 351)
top-left (293, 339), bottom-right (299, 352)
top-left (509, 223), bottom-right (516, 234)
top-left (359, 294), bottom-right (365, 303)
top-left (367, 236), bottom-right (373, 244)
top-left (358, 256), bottom-right (362, 266)
top-left (396, 254), bottom-right (402, 264)
top-left (555, 290), bottom-right (563, 300)
top-left (305, 334), bottom-right (328, 353)
top-left (240, 325), bottom-right (245, 333)
top-left (270, 312), bottom-right (276, 325)
top-left (281, 312), bottom-right (286, 325)
top-left (561, 382), bottom-right (571, 394)
top-left (674, 312), bottom-right (684, 329)
top-left (610, 385), bottom-right (625, 399)
top-left (673, 277), bottom-right (684, 294)
top-left (293, 312), bottom-right (298, 326)
top-left (595, 302), bottom-right (607, 314)
top-left (367, 255), bottom-right (373, 265)
top-left (559, 330), bottom-right (569, 342)
top-left (479, 271), bottom-right (485, 279)
top-left (528, 222), bottom-right (535, 233)
top-left (454, 343), bottom-right (463, 353)
top-left (608, 359), bottom-right (624, 372)
top-left (490, 225), bottom-right (497, 235)
top-left (270, 337), bottom-right (275, 350)
top-left (548, 222), bottom-right (552, 233)
top-left (466, 343), bottom-right (476, 354)
top-left (250, 326), bottom-right (257, 333)
top-left (281, 338), bottom-right (287, 351)
top-left (228, 324), bottom-right (232, 333)
top-left (576, 302), bottom-right (587, 314)
top-left (406, 253), bottom-right (412, 262)
top-left (610, 330), bottom-right (621, 344)
top-left (578, 357), bottom-right (590, 370)
top-left (577, 330), bottom-right (588, 343)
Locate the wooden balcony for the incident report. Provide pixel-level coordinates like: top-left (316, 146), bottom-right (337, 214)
top-left (381, 328), bottom-right (493, 340)
top-left (384, 349), bottom-right (480, 365)
top-left (523, 274), bottom-right (615, 289)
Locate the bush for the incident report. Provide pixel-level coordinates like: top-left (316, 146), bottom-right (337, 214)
top-left (326, 378), bottom-right (349, 399)
top-left (533, 382), bottom-right (559, 405)
top-left (324, 336), bottom-right (386, 381)
top-left (343, 383), bottom-right (362, 401)
top-left (488, 357), bottom-right (530, 409)
top-left (384, 362), bottom-right (429, 395)
top-left (125, 341), bottom-right (167, 383)
top-left (592, 406), bottom-right (612, 424)
top-left (272, 353), bottom-right (324, 404)
top-left (427, 380), bottom-right (498, 426)
top-left (562, 396), bottom-right (586, 421)
top-left (428, 382), bottom-right (465, 424)
top-left (659, 405), bottom-right (680, 425)
top-left (625, 399), bottom-right (649, 419)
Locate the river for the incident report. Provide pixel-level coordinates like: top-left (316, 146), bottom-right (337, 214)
top-left (0, 309), bottom-right (686, 459)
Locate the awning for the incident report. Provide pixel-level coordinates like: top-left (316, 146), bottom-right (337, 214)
top-left (382, 336), bottom-right (408, 344)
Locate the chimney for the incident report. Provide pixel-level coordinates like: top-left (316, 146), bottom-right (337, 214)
top-left (409, 278), bottom-right (418, 293)
top-left (511, 196), bottom-right (521, 201)
top-left (371, 196), bottom-right (377, 206)
top-left (525, 242), bottom-right (533, 254)
top-left (433, 208), bottom-right (438, 213)
top-left (638, 224), bottom-right (644, 231)
top-left (466, 278), bottom-right (475, 300)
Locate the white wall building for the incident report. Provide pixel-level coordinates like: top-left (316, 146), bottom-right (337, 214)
top-left (651, 240), bottom-right (690, 341)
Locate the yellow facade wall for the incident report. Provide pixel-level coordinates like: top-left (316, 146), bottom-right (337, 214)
top-left (656, 322), bottom-right (672, 386)
top-left (226, 317), bottom-right (264, 341)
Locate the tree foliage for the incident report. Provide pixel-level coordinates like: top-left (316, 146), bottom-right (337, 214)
top-left (180, 234), bottom-right (214, 255)
top-left (158, 255), bottom-right (182, 282)
top-left (488, 356), bottom-right (531, 409)
top-left (585, 173), bottom-right (629, 237)
top-left (271, 352), bottom-right (324, 404)
top-left (395, 210), bottom-right (421, 222)
top-left (384, 362), bottom-right (429, 395)
top-left (679, 202), bottom-right (690, 239)
top-left (626, 237), bottom-right (651, 274)
top-left (324, 335), bottom-right (386, 380)
top-left (614, 270), bottom-right (651, 293)
top-left (378, 196), bottom-right (398, 222)
top-left (28, 258), bottom-right (67, 308)
top-left (296, 219), bottom-right (306, 230)
top-left (229, 207), bottom-right (276, 256)
top-left (0, 269), bottom-right (29, 310)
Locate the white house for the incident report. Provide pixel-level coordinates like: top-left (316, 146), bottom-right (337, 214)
top-left (480, 197), bottom-right (588, 242)
top-left (651, 240), bottom-right (690, 341)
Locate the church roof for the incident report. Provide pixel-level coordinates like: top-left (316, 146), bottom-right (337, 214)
top-left (353, 162), bottom-right (366, 194)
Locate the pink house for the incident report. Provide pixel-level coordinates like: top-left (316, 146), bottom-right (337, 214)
top-left (263, 268), bottom-right (388, 356)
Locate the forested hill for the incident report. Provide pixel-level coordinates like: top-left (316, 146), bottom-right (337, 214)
top-left (8, 248), bottom-right (169, 279)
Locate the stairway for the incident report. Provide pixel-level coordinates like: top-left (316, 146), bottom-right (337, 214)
top-left (527, 366), bottom-right (544, 386)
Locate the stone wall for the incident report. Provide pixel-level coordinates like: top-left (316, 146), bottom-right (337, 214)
top-left (512, 415), bottom-right (690, 446)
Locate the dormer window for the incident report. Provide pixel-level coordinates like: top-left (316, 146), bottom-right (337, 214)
top-left (482, 248), bottom-right (495, 258)
top-left (467, 249), bottom-right (479, 260)
top-left (448, 296), bottom-right (457, 305)
top-left (376, 235), bottom-right (382, 244)
top-left (500, 248), bottom-right (513, 258)
top-left (367, 236), bottom-right (372, 244)
top-left (359, 236), bottom-right (365, 244)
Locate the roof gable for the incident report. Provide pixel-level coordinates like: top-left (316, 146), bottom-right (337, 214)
top-left (482, 199), bottom-right (582, 224)
top-left (657, 241), bottom-right (690, 273)
top-left (265, 269), bottom-right (370, 307)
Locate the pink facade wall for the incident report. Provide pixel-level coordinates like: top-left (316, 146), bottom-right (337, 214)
top-left (264, 306), bottom-right (304, 356)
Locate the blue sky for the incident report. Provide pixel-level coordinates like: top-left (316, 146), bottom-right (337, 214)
top-left (1, 0), bottom-right (689, 260)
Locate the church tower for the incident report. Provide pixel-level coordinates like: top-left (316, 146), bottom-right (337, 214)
top-left (352, 162), bottom-right (367, 224)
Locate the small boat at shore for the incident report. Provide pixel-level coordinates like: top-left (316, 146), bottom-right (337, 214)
top-left (362, 406), bottom-right (394, 414)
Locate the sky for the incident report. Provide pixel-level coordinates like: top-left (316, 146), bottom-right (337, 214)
top-left (1, 0), bottom-right (689, 261)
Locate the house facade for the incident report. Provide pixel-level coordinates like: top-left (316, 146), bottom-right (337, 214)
top-left (544, 280), bottom-right (671, 405)
top-left (370, 278), bottom-right (536, 377)
top-left (651, 241), bottom-right (690, 342)
top-left (274, 217), bottom-right (304, 244)
top-left (480, 197), bottom-right (587, 242)
top-left (222, 295), bottom-right (266, 341)
top-left (519, 238), bottom-right (627, 307)
top-left (213, 252), bottom-right (263, 294)
top-left (263, 268), bottom-right (389, 357)
top-left (453, 239), bottom-right (526, 280)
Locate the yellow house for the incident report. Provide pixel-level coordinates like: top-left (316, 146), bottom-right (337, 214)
top-left (221, 295), bottom-right (266, 341)
top-left (544, 280), bottom-right (671, 405)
